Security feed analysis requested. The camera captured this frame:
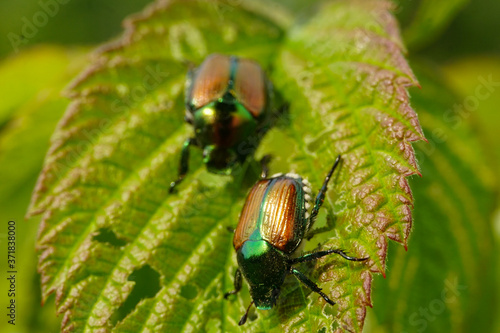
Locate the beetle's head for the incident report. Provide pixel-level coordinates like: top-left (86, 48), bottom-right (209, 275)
top-left (237, 240), bottom-right (289, 310)
top-left (249, 284), bottom-right (281, 310)
top-left (203, 145), bottom-right (237, 174)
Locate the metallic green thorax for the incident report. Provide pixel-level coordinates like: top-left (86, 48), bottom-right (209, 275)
top-left (192, 100), bottom-right (258, 174)
top-left (237, 240), bottom-right (288, 309)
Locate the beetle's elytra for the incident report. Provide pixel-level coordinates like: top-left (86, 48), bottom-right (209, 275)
top-left (225, 156), bottom-right (369, 325)
top-left (170, 54), bottom-right (277, 192)
top-left (233, 176), bottom-right (307, 254)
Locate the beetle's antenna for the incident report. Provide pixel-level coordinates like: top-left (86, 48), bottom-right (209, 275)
top-left (239, 301), bottom-right (254, 326)
top-left (308, 155), bottom-right (341, 224)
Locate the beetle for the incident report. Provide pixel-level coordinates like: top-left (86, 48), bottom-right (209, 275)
top-left (224, 155), bottom-right (369, 325)
top-left (169, 54), bottom-right (276, 192)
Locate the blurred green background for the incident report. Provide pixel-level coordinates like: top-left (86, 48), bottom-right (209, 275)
top-left (0, 0), bottom-right (499, 332)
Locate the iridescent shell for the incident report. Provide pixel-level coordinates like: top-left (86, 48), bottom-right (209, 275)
top-left (188, 54), bottom-right (231, 110)
top-left (187, 54), bottom-right (268, 118)
top-left (234, 175), bottom-right (309, 254)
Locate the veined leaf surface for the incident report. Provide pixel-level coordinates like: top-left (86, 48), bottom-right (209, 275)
top-left (28, 1), bottom-right (424, 332)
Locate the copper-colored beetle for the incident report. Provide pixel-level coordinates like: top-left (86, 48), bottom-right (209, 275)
top-left (225, 156), bottom-right (369, 325)
top-left (170, 54), bottom-right (276, 192)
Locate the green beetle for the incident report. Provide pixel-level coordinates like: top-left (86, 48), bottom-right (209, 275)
top-left (225, 156), bottom-right (369, 325)
top-left (170, 54), bottom-right (275, 192)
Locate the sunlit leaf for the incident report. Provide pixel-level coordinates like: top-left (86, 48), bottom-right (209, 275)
top-left (27, 1), bottom-right (424, 332)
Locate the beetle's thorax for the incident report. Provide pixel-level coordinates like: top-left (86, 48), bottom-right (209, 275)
top-left (237, 240), bottom-right (289, 309)
top-left (188, 98), bottom-right (257, 173)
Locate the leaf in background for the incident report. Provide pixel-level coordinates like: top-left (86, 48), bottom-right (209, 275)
top-left (441, 56), bottom-right (500, 333)
top-left (441, 56), bottom-right (500, 169)
top-left (367, 63), bottom-right (498, 332)
top-left (0, 47), bottom-right (83, 127)
top-left (27, 0), bottom-right (423, 332)
top-left (0, 46), bottom-right (87, 333)
top-left (0, 0), bottom-right (153, 57)
top-left (393, 0), bottom-right (469, 51)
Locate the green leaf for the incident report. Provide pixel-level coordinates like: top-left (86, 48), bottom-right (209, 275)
top-left (440, 57), bottom-right (500, 333)
top-left (0, 46), bottom-right (83, 127)
top-left (441, 55), bottom-right (500, 169)
top-left (367, 63), bottom-right (498, 332)
top-left (394, 0), bottom-right (469, 51)
top-left (28, 1), bottom-right (423, 332)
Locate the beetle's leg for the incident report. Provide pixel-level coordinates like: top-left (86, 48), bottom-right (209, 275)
top-left (238, 301), bottom-right (254, 326)
top-left (308, 155), bottom-right (341, 226)
top-left (291, 249), bottom-right (369, 264)
top-left (290, 268), bottom-right (335, 306)
top-left (260, 154), bottom-right (272, 179)
top-left (226, 226), bottom-right (235, 233)
top-left (169, 138), bottom-right (195, 193)
top-left (224, 268), bottom-right (242, 299)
